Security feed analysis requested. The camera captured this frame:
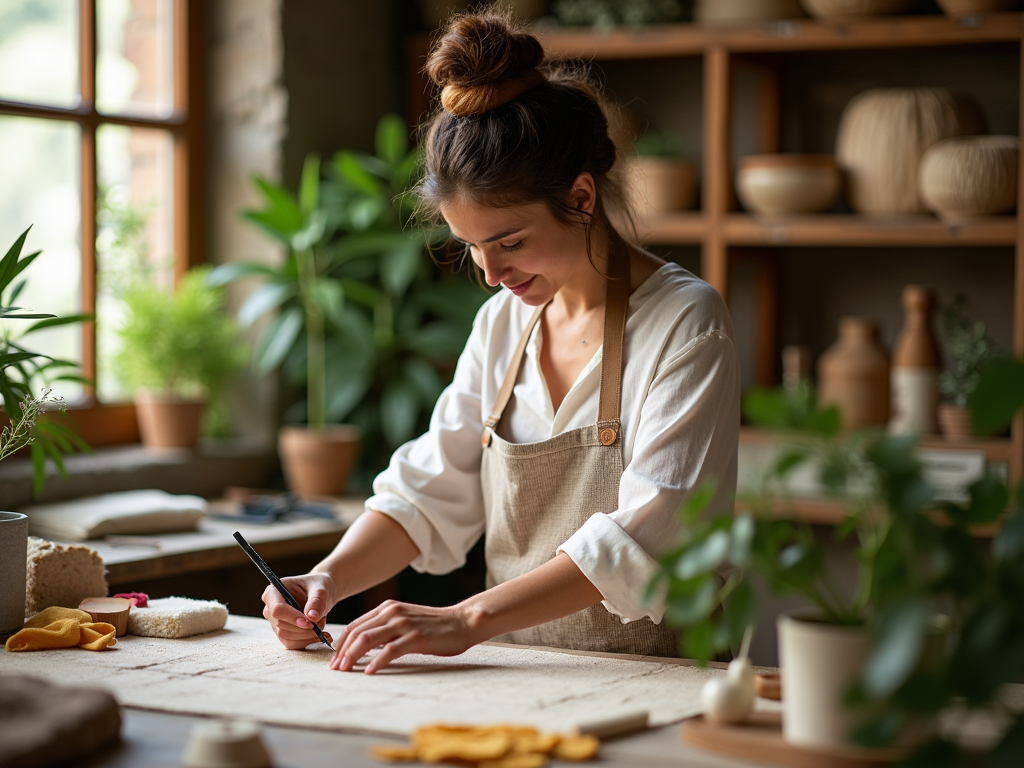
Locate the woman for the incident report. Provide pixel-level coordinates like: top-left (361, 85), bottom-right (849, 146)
top-left (263, 11), bottom-right (740, 673)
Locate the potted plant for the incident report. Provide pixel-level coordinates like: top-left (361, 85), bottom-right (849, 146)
top-left (628, 130), bottom-right (697, 229)
top-left (552, 0), bottom-right (690, 29)
top-left (210, 113), bottom-right (487, 497)
top-left (650, 372), bottom-right (1024, 762)
top-left (937, 295), bottom-right (996, 441)
top-left (0, 226), bottom-right (90, 492)
top-left (112, 267), bottom-right (245, 450)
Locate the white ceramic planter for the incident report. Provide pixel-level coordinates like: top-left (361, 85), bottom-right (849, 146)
top-left (0, 511), bottom-right (29, 633)
top-left (777, 613), bottom-right (870, 750)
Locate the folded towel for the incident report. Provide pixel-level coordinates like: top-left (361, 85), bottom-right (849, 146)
top-left (5, 607), bottom-right (117, 652)
top-left (22, 489), bottom-right (206, 540)
top-left (128, 597), bottom-right (228, 639)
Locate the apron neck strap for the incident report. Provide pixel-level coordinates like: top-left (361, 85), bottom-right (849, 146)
top-left (482, 237), bottom-right (631, 448)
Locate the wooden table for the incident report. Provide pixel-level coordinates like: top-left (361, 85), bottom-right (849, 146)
top-left (85, 708), bottom-right (752, 768)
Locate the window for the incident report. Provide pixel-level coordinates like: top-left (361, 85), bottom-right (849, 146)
top-left (0, 0), bottom-right (202, 446)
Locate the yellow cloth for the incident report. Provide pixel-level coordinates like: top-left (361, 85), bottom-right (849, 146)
top-left (5, 607), bottom-right (117, 652)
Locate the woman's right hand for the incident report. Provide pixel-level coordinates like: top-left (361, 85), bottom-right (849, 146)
top-left (262, 572), bottom-right (338, 650)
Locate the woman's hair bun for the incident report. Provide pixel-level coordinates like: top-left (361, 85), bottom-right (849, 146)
top-left (426, 11), bottom-right (544, 90)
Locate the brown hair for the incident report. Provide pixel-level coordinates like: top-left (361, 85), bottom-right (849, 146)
top-left (415, 9), bottom-right (633, 270)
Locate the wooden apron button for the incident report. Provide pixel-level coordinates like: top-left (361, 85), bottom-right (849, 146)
top-left (599, 427), bottom-right (617, 445)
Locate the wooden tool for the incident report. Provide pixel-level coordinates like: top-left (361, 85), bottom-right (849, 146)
top-left (755, 672), bottom-right (783, 701)
top-left (79, 597), bottom-right (132, 636)
top-left (573, 708), bottom-right (649, 739)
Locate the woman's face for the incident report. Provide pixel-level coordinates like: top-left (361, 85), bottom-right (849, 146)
top-left (441, 197), bottom-right (591, 306)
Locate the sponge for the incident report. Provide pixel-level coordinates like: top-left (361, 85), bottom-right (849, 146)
top-left (127, 597), bottom-right (228, 639)
top-left (25, 538), bottom-right (108, 618)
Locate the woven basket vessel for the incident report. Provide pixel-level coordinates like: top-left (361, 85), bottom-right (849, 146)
top-left (800, 0), bottom-right (915, 17)
top-left (919, 135), bottom-right (1019, 220)
top-left (836, 87), bottom-right (974, 216)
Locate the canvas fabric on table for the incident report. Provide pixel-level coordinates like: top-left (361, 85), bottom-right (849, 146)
top-left (0, 614), bottom-right (780, 737)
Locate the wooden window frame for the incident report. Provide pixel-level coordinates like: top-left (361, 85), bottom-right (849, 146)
top-left (0, 0), bottom-right (204, 447)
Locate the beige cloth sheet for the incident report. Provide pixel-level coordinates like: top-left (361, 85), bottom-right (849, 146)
top-left (0, 615), bottom-right (777, 736)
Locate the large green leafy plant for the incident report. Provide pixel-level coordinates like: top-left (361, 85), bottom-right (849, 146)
top-left (651, 362), bottom-right (1024, 765)
top-left (210, 114), bottom-right (488, 481)
top-left (0, 227), bottom-right (90, 492)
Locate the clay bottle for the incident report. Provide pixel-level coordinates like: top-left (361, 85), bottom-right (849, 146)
top-left (817, 317), bottom-right (889, 430)
top-left (782, 345), bottom-right (812, 392)
top-left (889, 285), bottom-right (941, 435)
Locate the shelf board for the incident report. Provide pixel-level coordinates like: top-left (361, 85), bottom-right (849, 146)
top-left (723, 214), bottom-right (1017, 247)
top-left (535, 13), bottom-right (1022, 59)
top-left (638, 212), bottom-right (706, 244)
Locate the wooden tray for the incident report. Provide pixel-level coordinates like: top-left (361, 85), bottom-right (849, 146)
top-left (681, 712), bottom-right (906, 768)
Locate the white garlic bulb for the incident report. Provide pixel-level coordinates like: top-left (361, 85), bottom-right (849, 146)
top-left (701, 658), bottom-right (755, 725)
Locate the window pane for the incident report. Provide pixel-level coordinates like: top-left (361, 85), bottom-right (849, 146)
top-left (96, 124), bottom-right (174, 400)
top-left (97, 0), bottom-right (174, 118)
top-left (0, 0), bottom-right (79, 108)
top-left (0, 116), bottom-right (83, 402)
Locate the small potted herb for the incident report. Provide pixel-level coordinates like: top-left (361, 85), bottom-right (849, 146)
top-left (113, 267), bottom-right (245, 450)
top-left (629, 130), bottom-right (697, 225)
top-left (937, 295), bottom-right (996, 440)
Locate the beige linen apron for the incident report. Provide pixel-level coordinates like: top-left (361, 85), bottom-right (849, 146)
top-left (480, 243), bottom-right (679, 657)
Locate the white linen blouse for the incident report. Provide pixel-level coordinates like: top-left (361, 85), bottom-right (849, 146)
top-left (366, 262), bottom-right (741, 624)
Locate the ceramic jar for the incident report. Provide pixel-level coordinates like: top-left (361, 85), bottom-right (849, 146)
top-left (696, 0), bottom-right (805, 23)
top-left (0, 511), bottom-right (29, 633)
top-left (817, 317), bottom-right (890, 430)
top-left (836, 88), bottom-right (975, 216)
top-left (736, 155), bottom-right (841, 215)
top-left (919, 136), bottom-right (1019, 221)
top-left (890, 286), bottom-right (941, 436)
top-left (936, 0), bottom-right (1021, 17)
top-left (800, 0), bottom-right (915, 17)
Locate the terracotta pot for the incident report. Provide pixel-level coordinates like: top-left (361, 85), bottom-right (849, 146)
top-left (736, 154), bottom-right (841, 215)
top-left (628, 157), bottom-right (698, 214)
top-left (0, 511), bottom-right (28, 634)
top-left (800, 0), bottom-right (915, 17)
top-left (135, 392), bottom-right (206, 450)
top-left (278, 425), bottom-right (361, 500)
top-left (696, 0), bottom-right (805, 23)
top-left (936, 0), bottom-right (1020, 16)
top-left (938, 403), bottom-right (975, 440)
top-left (817, 317), bottom-right (890, 430)
top-left (836, 88), bottom-right (978, 216)
top-left (919, 136), bottom-right (1019, 222)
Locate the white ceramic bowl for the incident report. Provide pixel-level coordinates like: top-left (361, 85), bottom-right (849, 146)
top-left (736, 155), bottom-right (841, 215)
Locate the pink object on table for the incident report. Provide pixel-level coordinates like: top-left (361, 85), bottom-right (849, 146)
top-left (112, 592), bottom-right (149, 608)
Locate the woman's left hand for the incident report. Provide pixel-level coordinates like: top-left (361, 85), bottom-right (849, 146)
top-left (330, 600), bottom-right (483, 674)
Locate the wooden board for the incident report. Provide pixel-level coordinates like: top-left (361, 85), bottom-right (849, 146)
top-left (682, 712), bottom-right (904, 768)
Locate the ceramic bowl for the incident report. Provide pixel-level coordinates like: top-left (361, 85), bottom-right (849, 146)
top-left (181, 719), bottom-right (272, 768)
top-left (919, 135), bottom-right (1019, 221)
top-left (736, 154), bottom-right (841, 215)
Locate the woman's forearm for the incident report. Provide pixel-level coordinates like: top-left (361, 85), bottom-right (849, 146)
top-left (459, 552), bottom-right (604, 642)
top-left (313, 510), bottom-right (420, 604)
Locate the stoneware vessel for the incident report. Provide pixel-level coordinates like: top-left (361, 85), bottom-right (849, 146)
top-left (181, 719), bottom-right (272, 768)
top-left (919, 135), bottom-right (1019, 222)
top-left (279, 425), bottom-right (361, 500)
top-left (936, 0), bottom-right (1020, 16)
top-left (135, 391), bottom-right (206, 450)
top-left (800, 0), bottom-right (915, 17)
top-left (938, 403), bottom-right (975, 441)
top-left (889, 285), bottom-right (941, 436)
top-left (736, 154), bottom-right (841, 215)
top-left (628, 157), bottom-right (698, 214)
top-left (696, 0), bottom-right (805, 23)
top-left (817, 317), bottom-right (890, 430)
top-left (0, 511), bottom-right (29, 633)
top-left (836, 88), bottom-right (975, 215)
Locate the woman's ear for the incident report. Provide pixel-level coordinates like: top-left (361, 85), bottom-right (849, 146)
top-left (571, 172), bottom-right (598, 215)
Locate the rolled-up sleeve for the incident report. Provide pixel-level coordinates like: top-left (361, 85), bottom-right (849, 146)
top-left (366, 307), bottom-right (491, 575)
top-left (557, 330), bottom-right (740, 623)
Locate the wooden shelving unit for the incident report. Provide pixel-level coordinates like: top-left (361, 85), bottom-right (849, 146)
top-left (535, 13), bottom-right (1024, 496)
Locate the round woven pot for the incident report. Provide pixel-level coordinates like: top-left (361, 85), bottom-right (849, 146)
top-left (800, 0), bottom-right (915, 18)
top-left (817, 316), bottom-right (890, 430)
top-left (836, 87), bottom-right (974, 216)
top-left (936, 0), bottom-right (1020, 17)
top-left (938, 403), bottom-right (975, 441)
top-left (135, 392), bottom-right (206, 450)
top-left (736, 154), bottom-right (841, 215)
top-left (279, 425), bottom-right (361, 500)
top-left (919, 135), bottom-right (1019, 221)
top-left (696, 0), bottom-right (805, 23)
